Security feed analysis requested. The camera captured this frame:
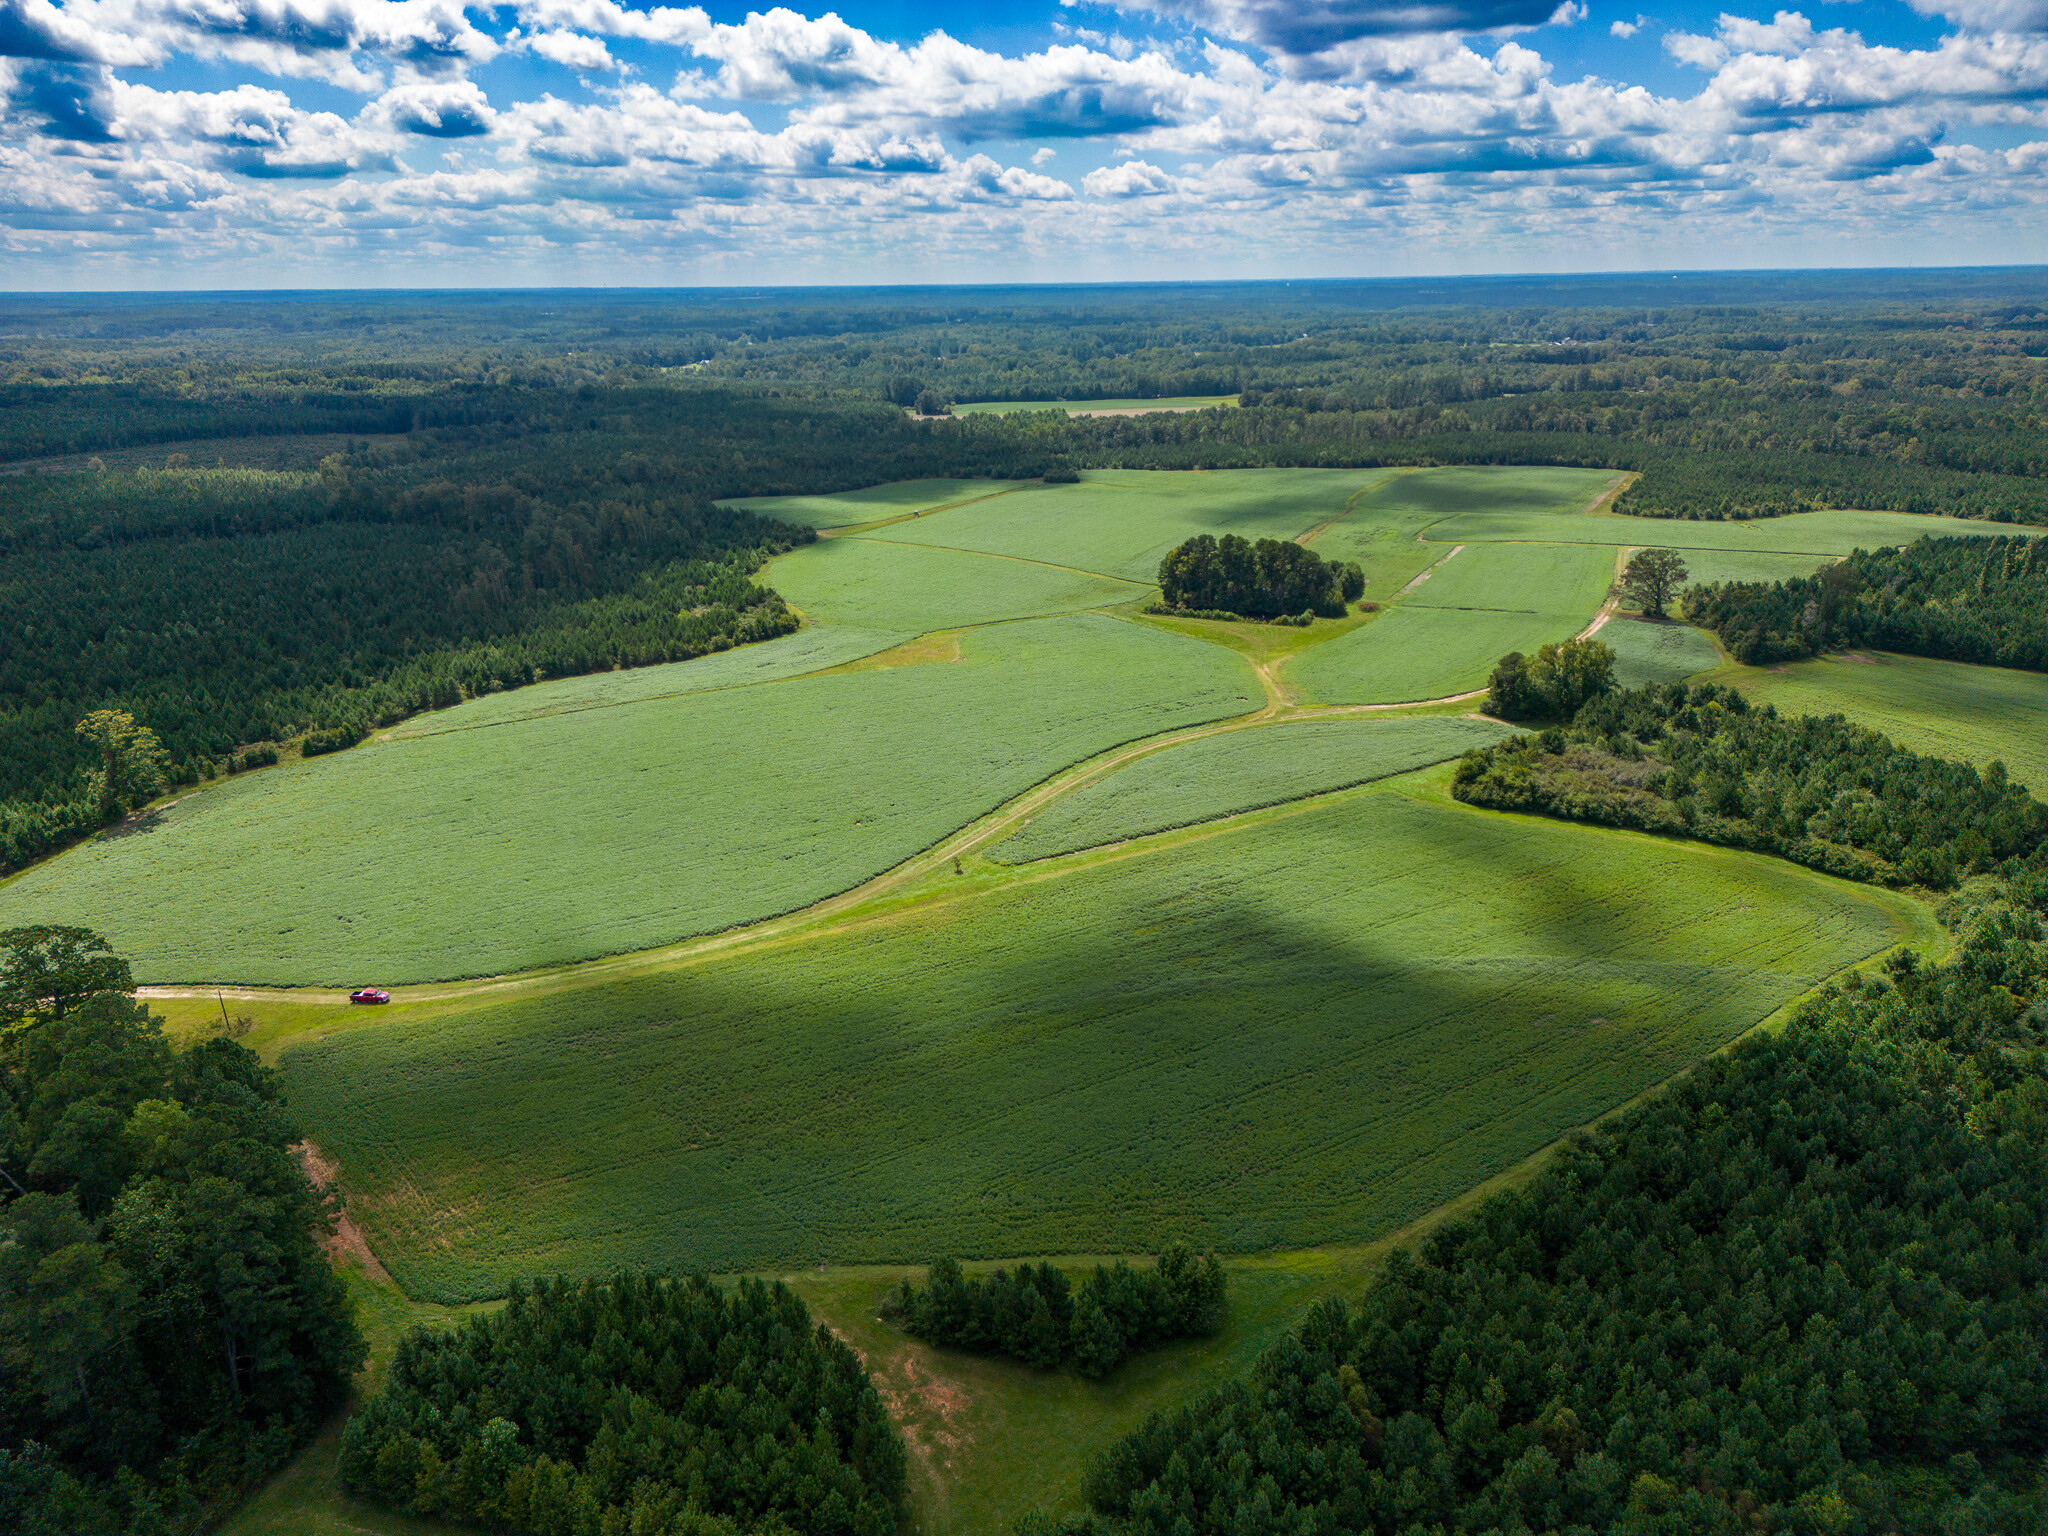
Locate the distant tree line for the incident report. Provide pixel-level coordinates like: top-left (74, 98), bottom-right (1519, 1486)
top-left (1455, 680), bottom-right (2048, 888)
top-left (340, 1272), bottom-right (905, 1536)
top-left (0, 926), bottom-right (364, 1534)
top-left (1053, 855), bottom-right (2048, 1536)
top-left (1687, 534), bottom-right (2048, 668)
top-left (887, 1248), bottom-right (1226, 1378)
top-left (1155, 535), bottom-right (1364, 620)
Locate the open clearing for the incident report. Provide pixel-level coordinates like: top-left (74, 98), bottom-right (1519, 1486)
top-left (1719, 650), bottom-right (2048, 796)
top-left (988, 717), bottom-right (1516, 863)
top-left (278, 779), bottom-right (1916, 1303)
top-left (950, 397), bottom-right (1239, 415)
top-left (0, 615), bottom-right (1256, 983)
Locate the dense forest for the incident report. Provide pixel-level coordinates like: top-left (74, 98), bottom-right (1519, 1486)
top-left (1058, 852), bottom-right (2048, 1536)
top-left (0, 926), bottom-right (364, 1534)
top-left (886, 1248), bottom-right (1227, 1378)
top-left (340, 1273), bottom-right (905, 1536)
top-left (1453, 681), bottom-right (2048, 888)
top-left (1687, 535), bottom-right (2048, 668)
top-left (1154, 535), bottom-right (1363, 620)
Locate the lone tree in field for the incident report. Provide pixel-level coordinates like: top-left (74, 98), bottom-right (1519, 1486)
top-left (1620, 548), bottom-right (1690, 619)
top-left (74, 708), bottom-right (169, 825)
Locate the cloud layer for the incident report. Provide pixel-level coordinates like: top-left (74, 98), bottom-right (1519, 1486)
top-left (2, 0), bottom-right (2046, 282)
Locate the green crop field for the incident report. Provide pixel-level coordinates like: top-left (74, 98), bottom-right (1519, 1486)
top-left (769, 534), bottom-right (1146, 631)
top-left (1284, 542), bottom-right (1615, 704)
top-left (1432, 502), bottom-right (2034, 554)
top-left (278, 783), bottom-right (1916, 1303)
top-left (1672, 549), bottom-right (1839, 589)
top-left (387, 625), bottom-right (916, 740)
top-left (1721, 651), bottom-right (2048, 796)
top-left (864, 468), bottom-right (1392, 583)
top-left (949, 397), bottom-right (1238, 415)
top-left (0, 615), bottom-right (1257, 984)
top-left (721, 478), bottom-right (1029, 527)
top-left (989, 717), bottom-right (1514, 863)
top-left (1601, 618), bottom-right (1725, 689)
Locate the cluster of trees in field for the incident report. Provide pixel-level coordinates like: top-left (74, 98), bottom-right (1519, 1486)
top-left (1057, 857), bottom-right (2048, 1536)
top-left (887, 1249), bottom-right (1226, 1378)
top-left (340, 1272), bottom-right (905, 1536)
top-left (1456, 680), bottom-right (2048, 888)
top-left (0, 926), bottom-right (364, 1534)
top-left (1482, 638), bottom-right (1617, 723)
top-left (1154, 535), bottom-right (1364, 620)
top-left (1688, 535), bottom-right (2048, 668)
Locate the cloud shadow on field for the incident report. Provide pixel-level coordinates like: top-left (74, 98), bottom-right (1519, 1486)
top-left (278, 793), bottom-right (1892, 1302)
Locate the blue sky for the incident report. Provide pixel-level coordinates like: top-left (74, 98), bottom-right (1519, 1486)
top-left (2, 0), bottom-right (2045, 286)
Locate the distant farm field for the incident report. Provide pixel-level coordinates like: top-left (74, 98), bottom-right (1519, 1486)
top-left (988, 716), bottom-right (1516, 863)
top-left (0, 615), bottom-right (1256, 983)
top-left (769, 534), bottom-right (1146, 630)
top-left (721, 478), bottom-right (1028, 527)
top-left (868, 468), bottom-right (1392, 583)
top-left (1724, 651), bottom-right (2048, 796)
top-left (280, 786), bottom-right (1916, 1302)
top-left (950, 397), bottom-right (1239, 415)
top-left (1434, 503), bottom-right (2037, 553)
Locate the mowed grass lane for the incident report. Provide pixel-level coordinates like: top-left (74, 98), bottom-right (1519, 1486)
top-left (1723, 651), bottom-right (2048, 797)
top-left (989, 716), bottom-right (1515, 863)
top-left (1285, 542), bottom-right (1617, 704)
top-left (281, 788), bottom-right (1916, 1302)
top-left (0, 615), bottom-right (1258, 984)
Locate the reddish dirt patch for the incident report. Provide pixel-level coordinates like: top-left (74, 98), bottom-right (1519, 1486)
top-left (1840, 652), bottom-right (1878, 664)
top-left (827, 1325), bottom-right (974, 1478)
top-left (296, 1141), bottom-right (394, 1285)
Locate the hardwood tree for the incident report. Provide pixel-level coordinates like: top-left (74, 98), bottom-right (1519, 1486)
top-left (1619, 547), bottom-right (1689, 619)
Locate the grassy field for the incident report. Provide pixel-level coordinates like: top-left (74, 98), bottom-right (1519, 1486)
top-left (1601, 617), bottom-right (1726, 689)
top-left (721, 478), bottom-right (1029, 527)
top-left (1284, 542), bottom-right (1616, 704)
top-left (1434, 503), bottom-right (2033, 553)
top-left (1717, 650), bottom-right (2048, 796)
top-left (277, 778), bottom-right (1917, 1303)
top-left (387, 625), bottom-right (916, 739)
top-left (1673, 549), bottom-right (1839, 588)
top-left (866, 468), bottom-right (1393, 583)
top-left (949, 397), bottom-right (1238, 415)
top-left (0, 615), bottom-right (1257, 983)
top-left (988, 717), bottom-right (1514, 863)
top-left (769, 535), bottom-right (1146, 631)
